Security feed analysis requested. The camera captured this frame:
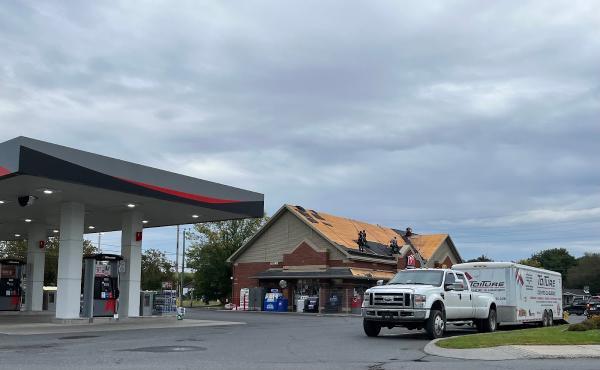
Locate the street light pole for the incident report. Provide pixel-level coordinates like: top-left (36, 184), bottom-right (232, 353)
top-left (175, 225), bottom-right (180, 303)
top-left (181, 228), bottom-right (186, 304)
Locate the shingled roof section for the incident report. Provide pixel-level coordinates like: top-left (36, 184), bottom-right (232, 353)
top-left (408, 234), bottom-right (448, 260)
top-left (228, 204), bottom-right (460, 265)
top-left (287, 205), bottom-right (404, 258)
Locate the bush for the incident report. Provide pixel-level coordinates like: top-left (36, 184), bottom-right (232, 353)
top-left (568, 323), bottom-right (588, 331)
top-left (567, 316), bottom-right (600, 331)
top-left (584, 316), bottom-right (600, 329)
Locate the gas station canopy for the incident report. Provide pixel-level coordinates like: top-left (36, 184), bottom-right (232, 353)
top-left (0, 136), bottom-right (264, 239)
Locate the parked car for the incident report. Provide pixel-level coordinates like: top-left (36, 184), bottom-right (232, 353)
top-left (565, 299), bottom-right (588, 316)
top-left (361, 268), bottom-right (497, 339)
top-left (586, 297), bottom-right (600, 318)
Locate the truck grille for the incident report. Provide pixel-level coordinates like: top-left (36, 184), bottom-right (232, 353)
top-left (373, 293), bottom-right (411, 307)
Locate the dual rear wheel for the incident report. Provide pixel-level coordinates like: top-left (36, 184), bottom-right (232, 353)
top-left (475, 308), bottom-right (497, 333)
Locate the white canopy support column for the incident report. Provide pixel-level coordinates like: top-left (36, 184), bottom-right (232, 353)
top-left (56, 202), bottom-right (85, 319)
top-left (26, 223), bottom-right (46, 311)
top-left (119, 211), bottom-right (143, 317)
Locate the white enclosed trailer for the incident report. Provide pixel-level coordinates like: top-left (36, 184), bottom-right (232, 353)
top-left (452, 262), bottom-right (562, 326)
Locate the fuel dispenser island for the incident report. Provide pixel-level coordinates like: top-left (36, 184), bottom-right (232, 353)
top-left (82, 254), bottom-right (123, 318)
top-left (0, 258), bottom-right (25, 311)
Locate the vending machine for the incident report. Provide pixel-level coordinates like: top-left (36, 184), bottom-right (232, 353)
top-left (82, 254), bottom-right (123, 318)
top-left (0, 258), bottom-right (25, 311)
top-left (263, 290), bottom-right (283, 312)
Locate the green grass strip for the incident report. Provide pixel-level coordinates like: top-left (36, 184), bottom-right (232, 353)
top-left (437, 325), bottom-right (600, 349)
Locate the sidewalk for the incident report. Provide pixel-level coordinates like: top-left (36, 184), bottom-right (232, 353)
top-left (424, 339), bottom-right (600, 360)
top-left (0, 313), bottom-right (244, 335)
top-left (203, 307), bottom-right (362, 318)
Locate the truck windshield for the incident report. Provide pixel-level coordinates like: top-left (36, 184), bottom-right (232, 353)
top-left (387, 270), bottom-right (444, 286)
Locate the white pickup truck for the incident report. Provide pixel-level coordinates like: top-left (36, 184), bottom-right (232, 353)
top-left (362, 268), bottom-right (497, 339)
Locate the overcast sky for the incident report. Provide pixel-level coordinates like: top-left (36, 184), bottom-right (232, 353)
top-left (1, 1), bottom-right (598, 262)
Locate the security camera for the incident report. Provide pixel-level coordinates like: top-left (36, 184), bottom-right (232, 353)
top-left (17, 195), bottom-right (37, 207)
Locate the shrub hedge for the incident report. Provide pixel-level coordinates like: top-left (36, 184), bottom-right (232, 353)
top-left (567, 316), bottom-right (600, 331)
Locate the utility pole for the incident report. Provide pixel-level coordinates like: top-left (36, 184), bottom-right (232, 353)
top-left (97, 232), bottom-right (102, 253)
top-left (181, 228), bottom-right (186, 304)
top-left (175, 225), bottom-right (180, 304)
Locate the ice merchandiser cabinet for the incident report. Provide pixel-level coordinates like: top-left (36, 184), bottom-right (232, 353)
top-left (82, 254), bottom-right (123, 318)
top-left (0, 258), bottom-right (25, 311)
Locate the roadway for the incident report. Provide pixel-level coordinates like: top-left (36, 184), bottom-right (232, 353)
top-left (0, 309), bottom-right (594, 369)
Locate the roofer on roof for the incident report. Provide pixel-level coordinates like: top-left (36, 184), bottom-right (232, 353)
top-left (390, 237), bottom-right (399, 254)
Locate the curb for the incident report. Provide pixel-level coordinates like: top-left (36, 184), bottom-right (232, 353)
top-left (189, 307), bottom-right (361, 318)
top-left (424, 338), bottom-right (600, 360)
top-left (424, 338), bottom-right (527, 360)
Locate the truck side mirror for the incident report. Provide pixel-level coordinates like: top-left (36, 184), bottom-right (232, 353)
top-left (376, 280), bottom-right (384, 286)
top-left (444, 283), bottom-right (455, 291)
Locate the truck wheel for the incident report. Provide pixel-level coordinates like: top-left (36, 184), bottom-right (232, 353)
top-left (425, 309), bottom-right (445, 339)
top-left (363, 319), bottom-right (381, 337)
top-left (480, 308), bottom-right (497, 333)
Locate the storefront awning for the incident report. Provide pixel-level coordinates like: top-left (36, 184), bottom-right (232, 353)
top-left (253, 268), bottom-right (396, 281)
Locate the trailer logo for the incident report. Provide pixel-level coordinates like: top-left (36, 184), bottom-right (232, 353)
top-left (464, 272), bottom-right (505, 289)
top-left (515, 269), bottom-right (524, 286)
top-left (470, 281), bottom-right (505, 288)
top-left (537, 275), bottom-right (555, 288)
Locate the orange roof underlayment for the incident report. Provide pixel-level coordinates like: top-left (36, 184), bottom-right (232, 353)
top-left (287, 205), bottom-right (404, 252)
top-left (408, 234), bottom-right (448, 260)
top-left (350, 268), bottom-right (396, 280)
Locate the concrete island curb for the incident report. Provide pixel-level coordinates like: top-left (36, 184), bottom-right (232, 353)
top-left (424, 338), bottom-right (600, 360)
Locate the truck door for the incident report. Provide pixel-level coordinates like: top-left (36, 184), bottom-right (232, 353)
top-left (443, 271), bottom-right (462, 319)
top-left (455, 272), bottom-right (475, 318)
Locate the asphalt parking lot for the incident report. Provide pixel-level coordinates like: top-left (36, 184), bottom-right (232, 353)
top-left (0, 309), bottom-right (596, 370)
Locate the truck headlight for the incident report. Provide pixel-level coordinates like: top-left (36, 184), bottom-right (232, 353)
top-left (413, 294), bottom-right (426, 308)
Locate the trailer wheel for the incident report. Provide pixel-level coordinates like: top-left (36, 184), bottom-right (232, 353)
top-left (548, 310), bottom-right (554, 326)
top-left (540, 310), bottom-right (548, 327)
top-left (425, 309), bottom-right (445, 339)
top-left (363, 319), bottom-right (381, 337)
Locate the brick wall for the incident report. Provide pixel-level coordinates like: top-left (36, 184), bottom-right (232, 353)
top-left (232, 262), bottom-right (272, 305)
top-left (442, 256), bottom-right (453, 268)
top-left (283, 242), bottom-right (328, 266)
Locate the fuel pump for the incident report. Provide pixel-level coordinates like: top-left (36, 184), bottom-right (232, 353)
top-left (0, 258), bottom-right (25, 311)
top-left (82, 254), bottom-right (123, 318)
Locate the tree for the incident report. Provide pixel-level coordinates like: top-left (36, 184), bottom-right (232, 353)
top-left (466, 254), bottom-right (493, 263)
top-left (141, 248), bottom-right (175, 290)
top-left (0, 240), bottom-right (27, 261)
top-left (517, 258), bottom-right (542, 268)
top-left (0, 238), bottom-right (98, 285)
top-left (186, 216), bottom-right (268, 302)
top-left (517, 248), bottom-right (577, 285)
top-left (567, 253), bottom-right (600, 294)
top-left (529, 248), bottom-right (577, 285)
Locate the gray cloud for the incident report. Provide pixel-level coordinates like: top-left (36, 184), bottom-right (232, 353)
top-left (0, 0), bottom-right (598, 260)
